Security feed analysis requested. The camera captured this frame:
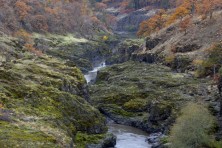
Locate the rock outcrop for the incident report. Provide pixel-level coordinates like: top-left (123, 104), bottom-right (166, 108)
top-left (113, 9), bottom-right (157, 32)
top-left (90, 61), bottom-right (217, 134)
top-left (132, 11), bottom-right (222, 72)
top-left (0, 35), bottom-right (108, 147)
top-left (33, 34), bottom-right (112, 73)
top-left (106, 39), bottom-right (143, 65)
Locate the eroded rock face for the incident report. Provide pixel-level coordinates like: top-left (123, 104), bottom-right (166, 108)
top-left (90, 62), bottom-right (215, 133)
top-left (132, 53), bottom-right (157, 63)
top-left (33, 34), bottom-right (111, 73)
top-left (114, 9), bottom-right (157, 32)
top-left (175, 44), bottom-right (201, 53)
top-left (106, 39), bottom-right (143, 65)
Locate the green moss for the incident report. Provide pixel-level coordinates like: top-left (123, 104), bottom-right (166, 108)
top-left (195, 43), bottom-right (222, 77)
top-left (0, 34), bottom-right (107, 147)
top-left (32, 33), bottom-right (111, 73)
top-left (211, 141), bottom-right (222, 148)
top-left (123, 99), bottom-right (149, 112)
top-left (75, 132), bottom-right (105, 148)
top-left (90, 61), bottom-right (211, 131)
top-left (0, 121), bottom-right (58, 148)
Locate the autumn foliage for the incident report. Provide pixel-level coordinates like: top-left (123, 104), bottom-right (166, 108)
top-left (0, 0), bottom-right (104, 36)
top-left (14, 29), bottom-right (42, 56)
top-left (137, 9), bottom-right (167, 37)
top-left (137, 0), bottom-right (222, 37)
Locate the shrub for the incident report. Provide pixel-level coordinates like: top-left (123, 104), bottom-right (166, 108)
top-left (169, 103), bottom-right (216, 148)
top-left (165, 54), bottom-right (176, 65)
top-left (123, 99), bottom-right (148, 112)
top-left (194, 43), bottom-right (222, 77)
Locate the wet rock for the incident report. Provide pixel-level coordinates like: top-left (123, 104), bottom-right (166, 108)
top-left (86, 133), bottom-right (117, 148)
top-left (102, 133), bottom-right (117, 148)
top-left (146, 132), bottom-right (165, 148)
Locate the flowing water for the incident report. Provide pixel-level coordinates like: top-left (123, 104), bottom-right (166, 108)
top-left (84, 61), bottom-right (106, 83)
top-left (84, 62), bottom-right (152, 148)
top-left (108, 123), bottom-right (152, 148)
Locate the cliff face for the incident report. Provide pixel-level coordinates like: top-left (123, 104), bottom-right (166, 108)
top-left (113, 9), bottom-right (157, 32)
top-left (33, 34), bottom-right (112, 73)
top-left (0, 34), bottom-right (107, 147)
top-left (132, 11), bottom-right (222, 72)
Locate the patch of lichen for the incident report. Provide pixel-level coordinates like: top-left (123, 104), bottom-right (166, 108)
top-left (0, 35), bottom-right (107, 147)
top-left (90, 61), bottom-right (212, 130)
top-left (75, 132), bottom-right (106, 148)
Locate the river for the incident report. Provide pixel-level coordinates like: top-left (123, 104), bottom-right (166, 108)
top-left (108, 123), bottom-right (152, 148)
top-left (84, 62), bottom-right (152, 148)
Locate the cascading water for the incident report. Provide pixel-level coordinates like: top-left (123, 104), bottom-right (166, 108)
top-left (84, 61), bottom-right (106, 83)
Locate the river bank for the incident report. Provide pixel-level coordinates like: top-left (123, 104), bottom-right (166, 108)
top-left (84, 61), bottom-right (163, 148)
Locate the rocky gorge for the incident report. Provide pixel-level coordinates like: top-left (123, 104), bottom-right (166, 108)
top-left (1, 0), bottom-right (222, 148)
top-left (0, 29), bottom-right (220, 147)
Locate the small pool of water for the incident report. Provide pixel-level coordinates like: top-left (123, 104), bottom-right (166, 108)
top-left (108, 124), bottom-right (152, 148)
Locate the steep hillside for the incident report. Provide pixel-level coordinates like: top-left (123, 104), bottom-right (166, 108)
top-left (134, 11), bottom-right (222, 74)
top-left (32, 33), bottom-right (115, 73)
top-left (0, 34), bottom-right (111, 147)
top-left (1, 0), bottom-right (222, 148)
top-left (107, 10), bottom-right (222, 76)
top-left (95, 0), bottom-right (175, 33)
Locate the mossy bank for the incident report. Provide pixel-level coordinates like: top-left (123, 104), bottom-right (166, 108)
top-left (0, 34), bottom-right (110, 147)
top-left (90, 61), bottom-right (218, 133)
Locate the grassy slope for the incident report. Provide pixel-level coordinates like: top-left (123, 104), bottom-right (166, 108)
top-left (0, 35), bottom-right (107, 147)
top-left (134, 11), bottom-right (222, 71)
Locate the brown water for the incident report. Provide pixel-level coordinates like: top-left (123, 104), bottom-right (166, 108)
top-left (108, 124), bottom-right (152, 148)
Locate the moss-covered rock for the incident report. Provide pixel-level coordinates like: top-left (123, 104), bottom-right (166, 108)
top-left (106, 39), bottom-right (144, 65)
top-left (90, 61), bottom-right (215, 133)
top-left (33, 33), bottom-right (112, 73)
top-left (0, 35), bottom-right (107, 147)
